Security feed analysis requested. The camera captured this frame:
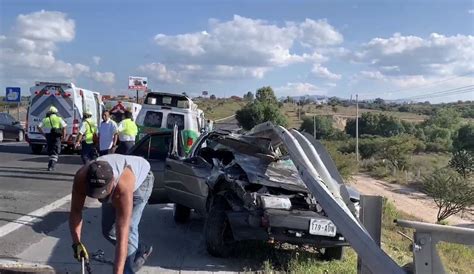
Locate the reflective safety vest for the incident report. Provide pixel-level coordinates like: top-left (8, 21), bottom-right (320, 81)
top-left (42, 114), bottom-right (64, 129)
top-left (120, 118), bottom-right (138, 139)
top-left (84, 118), bottom-right (97, 144)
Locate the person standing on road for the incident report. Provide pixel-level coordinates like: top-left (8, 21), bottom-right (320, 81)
top-left (116, 111), bottom-right (137, 154)
top-left (99, 110), bottom-right (118, 156)
top-left (69, 154), bottom-right (154, 274)
top-left (75, 110), bottom-right (98, 164)
top-left (38, 106), bottom-right (67, 171)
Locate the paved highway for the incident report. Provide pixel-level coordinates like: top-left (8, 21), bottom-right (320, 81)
top-left (0, 141), bottom-right (259, 273)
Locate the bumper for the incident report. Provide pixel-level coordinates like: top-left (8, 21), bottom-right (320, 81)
top-left (226, 209), bottom-right (348, 247)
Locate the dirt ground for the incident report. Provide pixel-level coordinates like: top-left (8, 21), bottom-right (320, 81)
top-left (351, 173), bottom-right (474, 226)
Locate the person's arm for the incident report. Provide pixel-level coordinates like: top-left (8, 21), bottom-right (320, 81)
top-left (112, 168), bottom-right (135, 274)
top-left (61, 119), bottom-right (67, 141)
top-left (75, 122), bottom-right (86, 147)
top-left (112, 122), bottom-right (119, 146)
top-left (38, 121), bottom-right (44, 135)
top-left (69, 166), bottom-right (87, 244)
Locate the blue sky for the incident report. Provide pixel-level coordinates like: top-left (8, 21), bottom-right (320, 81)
top-left (1, 0), bottom-right (473, 102)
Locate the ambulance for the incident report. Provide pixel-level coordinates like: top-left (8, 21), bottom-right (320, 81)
top-left (135, 92), bottom-right (208, 153)
top-left (26, 81), bottom-right (103, 154)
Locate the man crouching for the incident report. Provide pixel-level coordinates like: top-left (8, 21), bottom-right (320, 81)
top-left (69, 154), bottom-right (154, 274)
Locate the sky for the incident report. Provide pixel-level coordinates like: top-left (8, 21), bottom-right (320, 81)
top-left (0, 0), bottom-right (473, 103)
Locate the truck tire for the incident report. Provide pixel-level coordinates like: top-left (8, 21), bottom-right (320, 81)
top-left (30, 144), bottom-right (43, 154)
top-left (17, 130), bottom-right (24, 142)
top-left (173, 204), bottom-right (191, 223)
top-left (0, 130), bottom-right (3, 142)
top-left (204, 197), bottom-right (234, 257)
top-left (322, 246), bottom-right (344, 261)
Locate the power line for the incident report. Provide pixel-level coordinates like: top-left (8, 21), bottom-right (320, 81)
top-left (400, 86), bottom-right (474, 101)
top-left (359, 72), bottom-right (474, 98)
top-left (401, 85), bottom-right (474, 100)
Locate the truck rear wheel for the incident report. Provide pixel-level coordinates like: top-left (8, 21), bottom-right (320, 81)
top-left (30, 144), bottom-right (43, 154)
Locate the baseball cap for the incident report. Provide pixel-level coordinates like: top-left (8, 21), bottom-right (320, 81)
top-left (86, 161), bottom-right (114, 199)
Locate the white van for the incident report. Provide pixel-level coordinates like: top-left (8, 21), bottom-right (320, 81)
top-left (135, 92), bottom-right (207, 153)
top-left (26, 81), bottom-right (103, 154)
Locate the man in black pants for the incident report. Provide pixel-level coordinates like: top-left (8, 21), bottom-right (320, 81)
top-left (38, 106), bottom-right (67, 171)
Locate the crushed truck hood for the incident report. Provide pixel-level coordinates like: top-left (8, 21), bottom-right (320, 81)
top-left (232, 153), bottom-right (309, 192)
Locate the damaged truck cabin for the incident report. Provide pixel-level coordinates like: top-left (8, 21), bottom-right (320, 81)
top-left (184, 130), bottom-right (360, 258)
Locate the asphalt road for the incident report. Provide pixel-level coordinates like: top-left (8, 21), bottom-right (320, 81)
top-left (0, 141), bottom-right (260, 273)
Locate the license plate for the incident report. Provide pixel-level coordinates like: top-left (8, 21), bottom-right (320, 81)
top-left (309, 219), bottom-right (336, 237)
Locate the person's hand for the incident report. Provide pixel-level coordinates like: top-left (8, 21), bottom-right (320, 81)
top-left (72, 242), bottom-right (89, 262)
top-left (74, 142), bottom-right (80, 149)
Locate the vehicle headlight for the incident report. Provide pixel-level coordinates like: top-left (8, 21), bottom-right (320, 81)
top-left (260, 195), bottom-right (292, 210)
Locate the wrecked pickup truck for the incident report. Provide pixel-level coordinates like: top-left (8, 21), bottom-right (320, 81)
top-left (128, 126), bottom-right (360, 260)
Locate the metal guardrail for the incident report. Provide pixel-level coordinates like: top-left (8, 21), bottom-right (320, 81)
top-left (249, 122), bottom-right (405, 274)
top-left (396, 219), bottom-right (474, 274)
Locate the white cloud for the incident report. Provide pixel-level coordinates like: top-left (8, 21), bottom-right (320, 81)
top-left (92, 56), bottom-right (101, 65)
top-left (151, 15), bottom-right (343, 81)
top-left (0, 10), bottom-right (110, 86)
top-left (359, 70), bottom-right (386, 80)
top-left (297, 19), bottom-right (343, 47)
top-left (89, 71), bottom-right (115, 85)
top-left (311, 64), bottom-right (342, 80)
top-left (354, 33), bottom-right (474, 77)
top-left (468, 9), bottom-right (474, 14)
top-left (275, 82), bottom-right (325, 96)
top-left (139, 63), bottom-right (181, 84)
top-left (15, 10), bottom-right (75, 42)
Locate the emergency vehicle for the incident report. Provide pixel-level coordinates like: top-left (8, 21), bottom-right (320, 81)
top-left (26, 82), bottom-right (103, 154)
top-left (135, 92), bottom-right (208, 153)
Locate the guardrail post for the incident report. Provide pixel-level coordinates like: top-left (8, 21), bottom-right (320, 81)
top-left (357, 195), bottom-right (383, 274)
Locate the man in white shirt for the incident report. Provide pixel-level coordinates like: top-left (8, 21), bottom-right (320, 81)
top-left (99, 111), bottom-right (118, 156)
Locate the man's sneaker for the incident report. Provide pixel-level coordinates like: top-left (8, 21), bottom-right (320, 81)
top-left (132, 245), bottom-right (153, 272)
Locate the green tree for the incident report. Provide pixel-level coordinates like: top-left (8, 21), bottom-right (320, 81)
top-left (300, 116), bottom-right (335, 140)
top-left (210, 94), bottom-right (217, 100)
top-left (449, 150), bottom-right (474, 178)
top-left (379, 135), bottom-right (416, 171)
top-left (255, 86), bottom-right (277, 104)
top-left (453, 123), bottom-right (474, 151)
top-left (236, 101), bottom-right (287, 130)
top-left (345, 112), bottom-right (405, 137)
top-left (423, 108), bottom-right (461, 131)
top-left (423, 168), bottom-right (474, 222)
top-left (243, 91), bottom-right (254, 101)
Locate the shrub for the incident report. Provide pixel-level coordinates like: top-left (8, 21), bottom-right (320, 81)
top-left (449, 150), bottom-right (474, 178)
top-left (423, 168), bottom-right (474, 222)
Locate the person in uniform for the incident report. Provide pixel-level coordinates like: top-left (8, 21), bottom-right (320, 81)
top-left (38, 106), bottom-right (67, 171)
top-left (75, 110), bottom-right (98, 164)
top-left (116, 111), bottom-right (137, 154)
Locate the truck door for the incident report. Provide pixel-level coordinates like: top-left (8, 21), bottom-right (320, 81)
top-left (164, 131), bottom-right (210, 215)
top-left (129, 132), bottom-right (172, 204)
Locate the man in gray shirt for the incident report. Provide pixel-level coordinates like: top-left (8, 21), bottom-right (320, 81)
top-left (69, 154), bottom-right (154, 274)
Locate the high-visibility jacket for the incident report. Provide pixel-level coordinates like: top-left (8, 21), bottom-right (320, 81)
top-left (83, 118), bottom-right (97, 144)
top-left (41, 114), bottom-right (65, 131)
top-left (118, 118), bottom-right (138, 141)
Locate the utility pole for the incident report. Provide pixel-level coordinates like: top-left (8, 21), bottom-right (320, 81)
top-left (356, 94), bottom-right (359, 164)
top-left (313, 115), bottom-right (316, 139)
